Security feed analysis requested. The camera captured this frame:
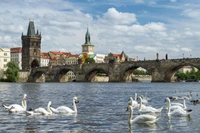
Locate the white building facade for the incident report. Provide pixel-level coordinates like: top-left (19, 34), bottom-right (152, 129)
top-left (0, 48), bottom-right (10, 77)
top-left (94, 54), bottom-right (106, 63)
top-left (10, 47), bottom-right (22, 70)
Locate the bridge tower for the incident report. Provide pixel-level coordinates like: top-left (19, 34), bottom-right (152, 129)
top-left (82, 28), bottom-right (94, 55)
top-left (21, 20), bottom-right (41, 71)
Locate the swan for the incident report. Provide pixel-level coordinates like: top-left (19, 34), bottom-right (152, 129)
top-left (140, 95), bottom-right (148, 105)
top-left (127, 104), bottom-right (159, 125)
top-left (26, 101), bottom-right (52, 116)
top-left (2, 94), bottom-right (27, 113)
top-left (128, 97), bottom-right (139, 109)
top-left (50, 97), bottom-right (79, 114)
top-left (171, 97), bottom-right (187, 109)
top-left (165, 97), bottom-right (192, 117)
top-left (137, 96), bottom-right (163, 114)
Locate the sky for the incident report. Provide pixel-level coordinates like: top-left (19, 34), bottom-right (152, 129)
top-left (0, 0), bottom-right (200, 60)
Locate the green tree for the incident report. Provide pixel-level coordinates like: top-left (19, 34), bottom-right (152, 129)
top-left (5, 62), bottom-right (19, 82)
top-left (85, 57), bottom-right (95, 63)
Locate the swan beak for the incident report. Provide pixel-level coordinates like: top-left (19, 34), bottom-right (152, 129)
top-left (164, 99), bottom-right (166, 103)
top-left (75, 100), bottom-right (79, 103)
top-left (126, 107), bottom-right (129, 111)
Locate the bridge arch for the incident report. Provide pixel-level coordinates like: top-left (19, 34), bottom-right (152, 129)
top-left (164, 64), bottom-right (199, 82)
top-left (55, 68), bottom-right (76, 82)
top-left (122, 65), bottom-right (151, 82)
top-left (85, 68), bottom-right (109, 82)
top-left (30, 71), bottom-right (45, 82)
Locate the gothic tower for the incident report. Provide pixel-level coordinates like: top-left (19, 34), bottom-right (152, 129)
top-left (21, 20), bottom-right (41, 71)
top-left (82, 28), bottom-right (94, 55)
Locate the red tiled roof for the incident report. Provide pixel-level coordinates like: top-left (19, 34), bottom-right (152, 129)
top-left (10, 47), bottom-right (22, 53)
top-left (40, 52), bottom-right (50, 59)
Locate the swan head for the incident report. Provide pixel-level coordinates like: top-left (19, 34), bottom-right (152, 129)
top-left (128, 97), bottom-right (133, 101)
top-left (164, 97), bottom-right (170, 103)
top-left (48, 101), bottom-right (52, 107)
top-left (73, 97), bottom-right (79, 103)
top-left (126, 105), bottom-right (133, 112)
top-left (137, 96), bottom-right (142, 101)
top-left (23, 94), bottom-right (27, 100)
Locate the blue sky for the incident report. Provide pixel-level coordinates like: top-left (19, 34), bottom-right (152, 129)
top-left (0, 0), bottom-right (200, 60)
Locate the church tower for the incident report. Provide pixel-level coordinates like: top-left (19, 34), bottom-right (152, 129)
top-left (21, 20), bottom-right (41, 71)
top-left (82, 28), bottom-right (94, 55)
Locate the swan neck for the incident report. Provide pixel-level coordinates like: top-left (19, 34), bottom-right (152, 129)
top-left (73, 99), bottom-right (77, 113)
top-left (22, 99), bottom-right (27, 110)
top-left (134, 93), bottom-right (137, 101)
top-left (129, 107), bottom-right (133, 122)
top-left (139, 97), bottom-right (142, 110)
top-left (183, 99), bottom-right (186, 108)
top-left (47, 103), bottom-right (52, 115)
top-left (167, 99), bottom-right (171, 114)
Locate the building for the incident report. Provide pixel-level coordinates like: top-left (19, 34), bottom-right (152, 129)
top-left (82, 28), bottom-right (94, 55)
top-left (0, 48), bottom-right (10, 77)
top-left (21, 20), bottom-right (41, 71)
top-left (10, 47), bottom-right (22, 70)
top-left (94, 54), bottom-right (106, 63)
top-left (178, 66), bottom-right (198, 73)
top-left (40, 52), bottom-right (50, 67)
top-left (48, 51), bottom-right (79, 66)
top-left (104, 51), bottom-right (128, 63)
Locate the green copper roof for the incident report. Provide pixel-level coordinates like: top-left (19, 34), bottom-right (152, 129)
top-left (84, 28), bottom-right (93, 46)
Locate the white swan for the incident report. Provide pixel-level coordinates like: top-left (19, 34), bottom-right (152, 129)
top-left (127, 104), bottom-right (159, 124)
top-left (171, 97), bottom-right (187, 109)
top-left (138, 96), bottom-right (163, 114)
top-left (26, 101), bottom-right (52, 116)
top-left (2, 94), bottom-right (27, 113)
top-left (165, 97), bottom-right (192, 117)
top-left (128, 97), bottom-right (139, 109)
top-left (50, 97), bottom-right (79, 114)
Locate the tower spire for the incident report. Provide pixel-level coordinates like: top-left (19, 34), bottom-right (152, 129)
top-left (85, 27), bottom-right (91, 45)
top-left (27, 20), bottom-right (36, 36)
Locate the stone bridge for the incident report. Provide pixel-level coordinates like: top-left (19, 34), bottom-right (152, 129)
top-left (28, 58), bottom-right (200, 82)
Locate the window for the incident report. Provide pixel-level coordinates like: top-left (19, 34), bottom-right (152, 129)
top-left (4, 59), bottom-right (7, 62)
top-left (4, 53), bottom-right (7, 56)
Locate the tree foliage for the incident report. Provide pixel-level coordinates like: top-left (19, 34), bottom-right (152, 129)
top-left (133, 69), bottom-right (150, 75)
top-left (81, 53), bottom-right (88, 63)
top-left (85, 57), bottom-right (95, 63)
top-left (5, 62), bottom-right (19, 82)
top-left (175, 67), bottom-right (200, 81)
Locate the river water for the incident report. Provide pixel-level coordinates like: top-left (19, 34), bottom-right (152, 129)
top-left (0, 82), bottom-right (200, 133)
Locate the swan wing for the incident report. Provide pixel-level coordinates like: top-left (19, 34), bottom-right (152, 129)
top-left (57, 106), bottom-right (74, 113)
top-left (171, 109), bottom-right (191, 117)
top-left (133, 114), bottom-right (157, 123)
top-left (50, 107), bottom-right (60, 114)
top-left (34, 107), bottom-right (49, 115)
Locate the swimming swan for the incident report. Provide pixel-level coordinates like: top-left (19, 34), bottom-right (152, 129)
top-left (128, 97), bottom-right (139, 109)
top-left (171, 97), bottom-right (187, 109)
top-left (138, 96), bottom-right (163, 114)
top-left (165, 97), bottom-right (192, 117)
top-left (26, 101), bottom-right (52, 116)
top-left (2, 94), bottom-right (27, 113)
top-left (127, 104), bottom-right (159, 125)
top-left (50, 97), bottom-right (79, 114)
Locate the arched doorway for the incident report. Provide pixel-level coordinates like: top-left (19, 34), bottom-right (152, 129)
top-left (31, 59), bottom-right (39, 69)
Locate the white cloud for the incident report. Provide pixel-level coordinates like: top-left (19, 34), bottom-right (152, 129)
top-left (144, 22), bottom-right (166, 31)
top-left (181, 47), bottom-right (192, 52)
top-left (102, 8), bottom-right (137, 25)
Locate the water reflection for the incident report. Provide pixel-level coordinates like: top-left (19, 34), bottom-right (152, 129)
top-left (0, 82), bottom-right (200, 132)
